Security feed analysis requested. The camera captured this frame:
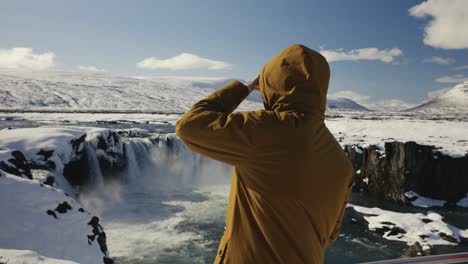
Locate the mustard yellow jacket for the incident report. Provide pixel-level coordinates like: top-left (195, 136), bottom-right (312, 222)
top-left (176, 44), bottom-right (354, 264)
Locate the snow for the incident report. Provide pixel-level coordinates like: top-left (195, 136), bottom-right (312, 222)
top-left (410, 81), bottom-right (468, 113)
top-left (0, 70), bottom-right (379, 113)
top-left (349, 204), bottom-right (468, 246)
top-left (0, 126), bottom-right (117, 195)
top-left (0, 173), bottom-right (103, 264)
top-left (457, 193), bottom-right (468, 207)
top-left (0, 70), bottom-right (261, 112)
top-left (405, 191), bottom-right (446, 208)
top-left (325, 112), bottom-right (468, 157)
top-left (0, 249), bottom-right (79, 264)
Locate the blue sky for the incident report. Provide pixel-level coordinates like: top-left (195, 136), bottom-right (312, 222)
top-left (0, 0), bottom-right (467, 105)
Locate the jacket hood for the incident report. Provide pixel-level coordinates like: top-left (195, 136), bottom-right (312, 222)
top-left (259, 44), bottom-right (330, 117)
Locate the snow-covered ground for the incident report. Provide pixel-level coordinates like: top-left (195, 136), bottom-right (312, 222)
top-left (0, 173), bottom-right (103, 264)
top-left (0, 249), bottom-right (79, 264)
top-left (349, 204), bottom-right (468, 246)
top-left (325, 112), bottom-right (468, 157)
top-left (0, 70), bottom-right (373, 112)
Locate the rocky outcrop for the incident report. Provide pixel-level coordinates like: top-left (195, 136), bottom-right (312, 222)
top-left (0, 150), bottom-right (32, 179)
top-left (345, 141), bottom-right (468, 204)
top-left (87, 216), bottom-right (114, 264)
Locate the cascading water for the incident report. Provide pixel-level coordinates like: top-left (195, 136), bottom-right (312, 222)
top-left (85, 144), bottom-right (105, 189)
top-left (124, 139), bottom-right (151, 182)
top-left (78, 133), bottom-right (233, 263)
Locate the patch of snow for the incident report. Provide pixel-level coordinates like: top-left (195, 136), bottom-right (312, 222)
top-left (457, 193), bottom-right (468, 207)
top-left (349, 204), bottom-right (468, 246)
top-left (0, 249), bottom-right (79, 264)
top-left (405, 191), bottom-right (446, 208)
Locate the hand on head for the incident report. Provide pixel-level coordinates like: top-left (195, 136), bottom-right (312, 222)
top-left (246, 75), bottom-right (260, 92)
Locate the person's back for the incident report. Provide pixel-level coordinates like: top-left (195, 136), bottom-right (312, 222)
top-left (176, 44), bottom-right (354, 263)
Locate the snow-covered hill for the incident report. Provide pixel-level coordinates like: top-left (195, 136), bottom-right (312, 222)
top-left (327, 97), bottom-right (371, 111)
top-left (1, 70), bottom-right (372, 113)
top-left (409, 81), bottom-right (468, 113)
top-left (0, 71), bottom-right (261, 112)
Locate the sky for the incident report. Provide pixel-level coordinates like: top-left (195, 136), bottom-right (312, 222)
top-left (0, 0), bottom-right (467, 106)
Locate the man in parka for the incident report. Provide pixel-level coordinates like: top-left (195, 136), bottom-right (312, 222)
top-left (175, 44), bottom-right (355, 264)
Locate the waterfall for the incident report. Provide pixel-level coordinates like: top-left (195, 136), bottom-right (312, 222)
top-left (85, 144), bottom-right (105, 189)
top-left (124, 139), bottom-right (151, 182)
top-left (78, 132), bottom-right (232, 194)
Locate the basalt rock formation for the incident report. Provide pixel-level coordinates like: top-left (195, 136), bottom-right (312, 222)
top-left (344, 141), bottom-right (468, 204)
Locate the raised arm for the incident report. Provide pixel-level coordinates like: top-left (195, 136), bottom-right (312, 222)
top-left (175, 79), bottom-right (259, 167)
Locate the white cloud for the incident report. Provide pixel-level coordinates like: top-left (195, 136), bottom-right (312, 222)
top-left (320, 48), bottom-right (402, 63)
top-left (409, 0), bottom-right (468, 49)
top-left (329, 90), bottom-right (415, 111)
top-left (78, 65), bottom-right (106, 72)
top-left (0, 47), bottom-right (55, 70)
top-left (137, 53), bottom-right (231, 70)
top-left (435, 74), bottom-right (468, 84)
top-left (423, 56), bottom-right (455, 65)
top-left (455, 65), bottom-right (468, 71)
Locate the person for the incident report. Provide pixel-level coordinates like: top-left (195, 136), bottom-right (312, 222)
top-left (175, 44), bottom-right (355, 264)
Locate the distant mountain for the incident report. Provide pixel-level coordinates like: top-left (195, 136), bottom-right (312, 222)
top-left (326, 97), bottom-right (371, 111)
top-left (0, 70), bottom-right (404, 113)
top-left (408, 81), bottom-right (468, 113)
top-left (0, 70), bottom-right (262, 113)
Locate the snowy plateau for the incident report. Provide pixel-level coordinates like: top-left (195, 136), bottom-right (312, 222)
top-left (0, 70), bottom-right (467, 263)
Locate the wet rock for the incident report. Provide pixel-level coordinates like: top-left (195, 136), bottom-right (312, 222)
top-left (0, 150), bottom-right (32, 179)
top-left (439, 232), bottom-right (458, 243)
top-left (345, 141), bottom-right (468, 204)
top-left (55, 201), bottom-right (72, 214)
top-left (63, 135), bottom-right (89, 186)
top-left (37, 149), bottom-right (54, 161)
top-left (103, 256), bottom-right (114, 264)
top-left (387, 226), bottom-right (407, 237)
top-left (63, 154), bottom-right (89, 186)
top-left (401, 242), bottom-right (431, 258)
top-left (87, 216), bottom-right (113, 264)
top-left (43, 176), bottom-right (55, 187)
top-left (46, 210), bottom-right (58, 219)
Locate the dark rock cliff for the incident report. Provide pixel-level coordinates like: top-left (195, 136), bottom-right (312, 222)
top-left (345, 141), bottom-right (468, 204)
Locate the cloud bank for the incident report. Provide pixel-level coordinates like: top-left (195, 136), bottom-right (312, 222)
top-left (409, 0), bottom-right (468, 49)
top-left (435, 74), bottom-right (468, 84)
top-left (320, 48), bottom-right (402, 63)
top-left (455, 65), bottom-right (468, 71)
top-left (423, 56), bottom-right (455, 65)
top-left (137, 53), bottom-right (231, 70)
top-left (78, 65), bottom-right (106, 72)
top-left (0, 47), bottom-right (55, 70)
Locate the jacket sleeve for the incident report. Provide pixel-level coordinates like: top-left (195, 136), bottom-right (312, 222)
top-left (175, 80), bottom-right (257, 167)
